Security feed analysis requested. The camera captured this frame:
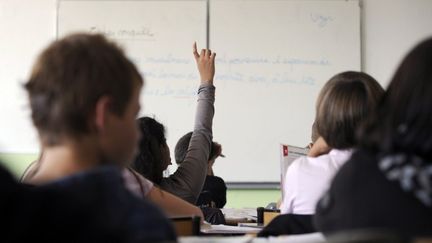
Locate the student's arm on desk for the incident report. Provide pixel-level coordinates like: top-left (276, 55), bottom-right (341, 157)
top-left (148, 186), bottom-right (204, 221)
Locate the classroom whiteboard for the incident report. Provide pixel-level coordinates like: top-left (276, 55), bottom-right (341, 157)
top-left (58, 0), bottom-right (208, 180)
top-left (211, 0), bottom-right (360, 183)
top-left (57, 0), bottom-right (360, 183)
top-left (0, 0), bottom-right (56, 154)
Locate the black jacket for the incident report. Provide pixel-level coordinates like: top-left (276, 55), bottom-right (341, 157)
top-left (315, 149), bottom-right (432, 238)
top-left (1, 165), bottom-right (176, 242)
top-left (196, 175), bottom-right (227, 208)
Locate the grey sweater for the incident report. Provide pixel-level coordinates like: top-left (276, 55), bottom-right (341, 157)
top-left (159, 84), bottom-right (215, 204)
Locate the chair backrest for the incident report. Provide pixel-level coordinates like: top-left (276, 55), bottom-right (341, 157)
top-left (171, 216), bottom-right (201, 236)
top-left (257, 207), bottom-right (281, 226)
top-left (264, 210), bottom-right (281, 226)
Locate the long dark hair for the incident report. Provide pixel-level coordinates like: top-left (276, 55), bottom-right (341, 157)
top-left (131, 117), bottom-right (167, 184)
top-left (359, 38), bottom-right (432, 158)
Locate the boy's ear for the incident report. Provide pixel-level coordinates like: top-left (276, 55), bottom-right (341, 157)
top-left (94, 96), bottom-right (112, 133)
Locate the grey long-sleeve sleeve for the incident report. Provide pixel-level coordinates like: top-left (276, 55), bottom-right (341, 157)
top-left (159, 84), bottom-right (215, 204)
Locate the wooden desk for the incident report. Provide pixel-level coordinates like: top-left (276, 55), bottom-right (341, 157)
top-left (225, 217), bottom-right (256, 226)
top-left (200, 224), bottom-right (261, 235)
top-left (221, 208), bottom-right (257, 226)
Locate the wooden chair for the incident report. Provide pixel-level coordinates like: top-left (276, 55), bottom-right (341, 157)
top-left (171, 216), bottom-right (201, 236)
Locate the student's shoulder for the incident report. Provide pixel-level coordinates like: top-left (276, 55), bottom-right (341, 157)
top-left (46, 167), bottom-right (176, 240)
top-left (205, 175), bottom-right (226, 187)
top-left (327, 149), bottom-right (380, 196)
top-left (289, 155), bottom-right (319, 171)
top-left (45, 166), bottom-right (125, 195)
top-left (284, 156), bottom-right (314, 181)
top-left (122, 168), bottom-right (154, 193)
top-left (206, 174), bottom-right (224, 181)
top-left (336, 149), bottom-right (377, 177)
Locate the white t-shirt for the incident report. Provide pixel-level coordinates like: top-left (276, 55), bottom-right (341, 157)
top-left (122, 168), bottom-right (154, 198)
top-left (280, 149), bottom-right (352, 214)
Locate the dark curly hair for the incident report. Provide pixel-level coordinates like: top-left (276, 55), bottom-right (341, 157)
top-left (131, 117), bottom-right (167, 184)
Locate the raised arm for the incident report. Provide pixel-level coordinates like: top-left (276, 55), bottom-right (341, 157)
top-left (159, 43), bottom-right (216, 203)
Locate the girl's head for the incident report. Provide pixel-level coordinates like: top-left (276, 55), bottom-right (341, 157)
top-left (131, 117), bottom-right (171, 184)
top-left (314, 71), bottom-right (384, 150)
top-left (360, 38), bottom-right (432, 158)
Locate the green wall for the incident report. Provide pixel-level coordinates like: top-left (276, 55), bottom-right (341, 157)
top-left (0, 153), bottom-right (280, 208)
top-left (225, 189), bottom-right (279, 208)
top-left (0, 153), bottom-right (39, 180)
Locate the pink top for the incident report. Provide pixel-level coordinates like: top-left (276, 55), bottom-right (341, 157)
top-left (122, 168), bottom-right (154, 198)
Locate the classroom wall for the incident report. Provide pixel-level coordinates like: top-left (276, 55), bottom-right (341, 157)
top-left (1, 0), bottom-right (432, 208)
top-left (362, 0), bottom-right (432, 87)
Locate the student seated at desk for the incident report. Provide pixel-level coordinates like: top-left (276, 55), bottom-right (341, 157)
top-left (280, 71), bottom-right (384, 215)
top-left (131, 43), bottom-right (217, 205)
top-left (175, 132), bottom-right (227, 209)
top-left (1, 164), bottom-right (175, 242)
top-left (22, 33), bottom-right (202, 220)
top-left (315, 38), bottom-right (432, 238)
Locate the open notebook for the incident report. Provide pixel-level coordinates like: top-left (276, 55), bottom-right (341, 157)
top-left (280, 144), bottom-right (309, 198)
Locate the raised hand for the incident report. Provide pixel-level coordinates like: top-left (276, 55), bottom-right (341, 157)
top-left (193, 42), bottom-right (216, 85)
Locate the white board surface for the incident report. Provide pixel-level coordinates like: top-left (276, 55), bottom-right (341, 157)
top-left (2, 0), bottom-right (359, 183)
top-left (59, 0), bottom-right (360, 183)
top-left (0, 0), bottom-right (56, 154)
top-left (210, 0), bottom-right (360, 182)
top-left (58, 0), bottom-right (208, 179)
